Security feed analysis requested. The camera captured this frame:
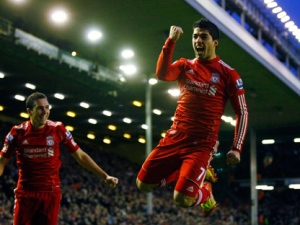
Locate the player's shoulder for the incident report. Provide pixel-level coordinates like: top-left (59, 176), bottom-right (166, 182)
top-left (46, 120), bottom-right (64, 129)
top-left (13, 121), bottom-right (30, 131)
top-left (217, 58), bottom-right (235, 71)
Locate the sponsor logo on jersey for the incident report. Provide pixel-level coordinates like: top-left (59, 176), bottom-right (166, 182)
top-left (186, 69), bottom-right (195, 75)
top-left (236, 79), bottom-right (244, 89)
top-left (208, 85), bottom-right (217, 96)
top-left (22, 139), bottom-right (29, 145)
top-left (186, 186), bottom-right (194, 192)
top-left (66, 130), bottom-right (72, 139)
top-left (46, 136), bottom-right (55, 146)
top-left (210, 73), bottom-right (220, 83)
top-left (48, 148), bottom-right (54, 157)
top-left (5, 133), bottom-right (14, 142)
top-left (23, 147), bottom-right (47, 158)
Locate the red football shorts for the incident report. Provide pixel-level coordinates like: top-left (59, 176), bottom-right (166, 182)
top-left (137, 129), bottom-right (215, 192)
top-left (13, 188), bottom-right (62, 225)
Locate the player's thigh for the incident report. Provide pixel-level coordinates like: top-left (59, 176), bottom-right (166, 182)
top-left (32, 191), bottom-right (62, 225)
top-left (180, 145), bottom-right (212, 187)
top-left (13, 189), bottom-right (39, 225)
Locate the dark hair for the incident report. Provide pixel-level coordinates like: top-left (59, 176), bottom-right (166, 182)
top-left (193, 18), bottom-right (219, 40)
top-left (26, 92), bottom-right (47, 110)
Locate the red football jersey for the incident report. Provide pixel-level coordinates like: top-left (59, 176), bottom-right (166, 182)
top-left (156, 38), bottom-right (248, 152)
top-left (0, 120), bottom-right (79, 191)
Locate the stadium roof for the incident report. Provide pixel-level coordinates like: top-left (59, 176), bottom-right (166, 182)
top-left (0, 0), bottom-right (300, 164)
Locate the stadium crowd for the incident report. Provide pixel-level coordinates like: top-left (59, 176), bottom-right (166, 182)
top-left (0, 122), bottom-right (299, 225)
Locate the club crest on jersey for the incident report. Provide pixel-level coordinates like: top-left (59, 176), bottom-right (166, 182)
top-left (46, 136), bottom-right (55, 146)
top-left (236, 79), bottom-right (244, 89)
top-left (210, 73), bottom-right (220, 83)
top-left (66, 130), bottom-right (72, 139)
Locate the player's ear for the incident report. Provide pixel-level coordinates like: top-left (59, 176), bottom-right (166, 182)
top-left (26, 108), bottom-right (32, 116)
top-left (214, 40), bottom-right (218, 47)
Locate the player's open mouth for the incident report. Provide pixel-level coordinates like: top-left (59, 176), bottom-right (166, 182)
top-left (196, 47), bottom-right (204, 52)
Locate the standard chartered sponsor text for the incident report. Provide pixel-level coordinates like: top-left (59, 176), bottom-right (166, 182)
top-left (24, 147), bottom-right (48, 158)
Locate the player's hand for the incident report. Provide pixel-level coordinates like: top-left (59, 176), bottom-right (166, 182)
top-left (105, 176), bottom-right (119, 188)
top-left (227, 150), bottom-right (240, 165)
top-left (212, 140), bottom-right (219, 155)
top-left (169, 26), bottom-right (183, 42)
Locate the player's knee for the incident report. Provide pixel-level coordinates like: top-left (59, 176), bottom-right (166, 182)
top-left (173, 177), bottom-right (198, 207)
top-left (174, 191), bottom-right (194, 208)
top-left (136, 178), bottom-right (156, 192)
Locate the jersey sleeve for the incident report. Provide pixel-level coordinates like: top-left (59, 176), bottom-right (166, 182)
top-left (156, 37), bottom-right (183, 81)
top-left (227, 70), bottom-right (249, 153)
top-left (0, 126), bottom-right (17, 159)
top-left (57, 123), bottom-right (80, 153)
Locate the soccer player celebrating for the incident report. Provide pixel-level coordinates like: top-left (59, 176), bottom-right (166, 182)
top-left (136, 18), bottom-right (248, 215)
top-left (0, 92), bottom-right (118, 225)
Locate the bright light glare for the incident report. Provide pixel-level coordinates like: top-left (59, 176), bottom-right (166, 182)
top-left (65, 126), bottom-right (74, 131)
top-left (132, 101), bottom-right (142, 107)
top-left (15, 95), bottom-right (25, 101)
top-left (87, 30), bottom-right (102, 42)
top-left (25, 83), bottom-right (36, 90)
top-left (121, 49), bottom-right (134, 59)
top-left (87, 133), bottom-right (95, 140)
top-left (168, 88), bottom-right (180, 97)
top-left (123, 118), bottom-right (132, 124)
top-left (289, 184), bottom-right (300, 189)
top-left (262, 139), bottom-right (275, 144)
top-left (141, 124), bottom-right (148, 130)
top-left (66, 111), bottom-right (76, 117)
top-left (153, 109), bottom-right (161, 115)
top-left (103, 137), bottom-right (111, 144)
top-left (103, 110), bottom-right (112, 116)
top-left (221, 115), bottom-right (233, 123)
top-left (256, 185), bottom-right (274, 190)
top-left (54, 93), bottom-right (65, 100)
top-left (50, 9), bottom-right (68, 24)
top-left (80, 102), bottom-right (90, 109)
top-left (108, 125), bottom-right (117, 131)
top-left (0, 72), bottom-right (4, 78)
top-left (149, 78), bottom-right (158, 85)
top-left (20, 112), bottom-right (29, 118)
top-left (119, 64), bottom-right (137, 76)
top-left (138, 137), bottom-right (146, 144)
top-left (10, 0), bottom-right (27, 4)
top-left (88, 118), bottom-right (97, 124)
top-left (294, 138), bottom-right (300, 143)
top-left (123, 133), bottom-right (131, 139)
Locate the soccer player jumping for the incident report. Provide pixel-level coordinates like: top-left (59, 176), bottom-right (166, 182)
top-left (136, 18), bottom-right (248, 215)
